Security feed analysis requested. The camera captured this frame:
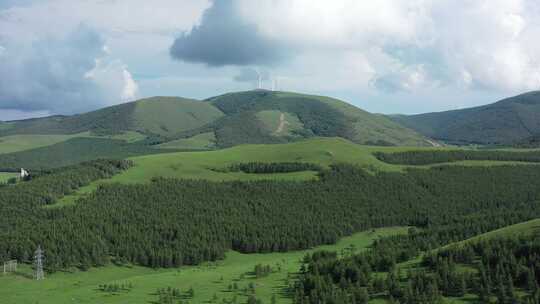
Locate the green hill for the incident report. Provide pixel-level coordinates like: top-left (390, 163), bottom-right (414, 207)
top-left (0, 137), bottom-right (172, 170)
top-left (132, 96), bottom-right (224, 136)
top-left (391, 91), bottom-right (540, 145)
top-left (0, 96), bottom-right (223, 138)
top-left (0, 91), bottom-right (429, 153)
top-left (194, 90), bottom-right (428, 147)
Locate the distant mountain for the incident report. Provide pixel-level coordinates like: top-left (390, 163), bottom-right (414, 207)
top-left (390, 91), bottom-right (540, 145)
top-left (0, 90), bottom-right (429, 148)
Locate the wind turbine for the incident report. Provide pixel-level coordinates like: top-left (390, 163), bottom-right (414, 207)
top-left (255, 68), bottom-right (262, 89)
top-left (272, 77), bottom-right (279, 91)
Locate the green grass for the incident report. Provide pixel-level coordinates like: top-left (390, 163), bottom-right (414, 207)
top-left (112, 138), bottom-right (540, 184)
top-left (0, 133), bottom-right (91, 154)
top-left (54, 139), bottom-right (540, 207)
top-left (0, 172), bottom-right (17, 183)
top-left (104, 131), bottom-right (147, 143)
top-left (158, 132), bottom-right (217, 150)
top-left (47, 183), bottom-right (100, 209)
top-left (109, 137), bottom-right (397, 183)
top-left (0, 137), bottom-right (173, 170)
top-left (134, 97), bottom-right (224, 136)
top-left (0, 121), bottom-right (14, 130)
top-left (0, 227), bottom-right (409, 304)
top-left (42, 138), bottom-right (540, 189)
top-left (0, 131), bottom-right (148, 155)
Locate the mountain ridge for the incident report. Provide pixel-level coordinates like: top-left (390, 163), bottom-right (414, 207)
top-left (390, 91), bottom-right (540, 145)
top-left (0, 90), bottom-right (430, 148)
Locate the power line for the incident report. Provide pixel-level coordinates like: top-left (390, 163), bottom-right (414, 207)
top-left (34, 245), bottom-right (44, 280)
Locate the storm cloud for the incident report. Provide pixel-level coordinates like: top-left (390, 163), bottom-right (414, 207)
top-left (170, 0), bottom-right (285, 67)
top-left (0, 24), bottom-right (138, 115)
top-left (0, 25), bottom-right (106, 113)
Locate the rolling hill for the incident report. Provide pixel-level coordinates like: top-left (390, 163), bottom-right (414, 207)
top-left (198, 90), bottom-right (429, 147)
top-left (391, 91), bottom-right (540, 145)
top-left (0, 96), bottom-right (222, 138)
top-left (0, 91), bottom-right (429, 151)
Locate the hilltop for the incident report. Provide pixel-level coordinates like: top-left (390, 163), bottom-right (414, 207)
top-left (390, 91), bottom-right (540, 145)
top-left (198, 90), bottom-right (428, 147)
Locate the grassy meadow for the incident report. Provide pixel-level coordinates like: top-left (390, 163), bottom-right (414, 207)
top-left (0, 133), bottom-right (91, 154)
top-left (158, 132), bottom-right (217, 150)
top-left (51, 137), bottom-right (540, 207)
top-left (0, 172), bottom-right (17, 183)
top-left (108, 137), bottom-right (540, 184)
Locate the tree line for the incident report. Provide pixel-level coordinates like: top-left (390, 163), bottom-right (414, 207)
top-left (374, 149), bottom-right (540, 165)
top-left (294, 232), bottom-right (540, 303)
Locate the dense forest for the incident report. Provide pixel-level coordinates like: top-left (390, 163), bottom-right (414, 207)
top-left (294, 233), bottom-right (540, 303)
top-left (2, 160), bottom-right (540, 275)
top-left (375, 149), bottom-right (540, 165)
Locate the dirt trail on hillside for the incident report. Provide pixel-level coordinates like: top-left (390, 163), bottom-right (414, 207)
top-left (425, 139), bottom-right (442, 147)
top-left (276, 113), bottom-right (289, 134)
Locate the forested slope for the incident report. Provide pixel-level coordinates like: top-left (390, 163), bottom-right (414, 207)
top-left (375, 149), bottom-right (540, 165)
top-left (391, 91), bottom-right (540, 145)
top-left (2, 161), bottom-right (540, 274)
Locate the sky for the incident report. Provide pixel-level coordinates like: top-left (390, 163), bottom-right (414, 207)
top-left (1, 0), bottom-right (540, 120)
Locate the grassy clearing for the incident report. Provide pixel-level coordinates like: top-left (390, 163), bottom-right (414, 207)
top-left (52, 138), bottom-right (540, 208)
top-left (104, 131), bottom-right (147, 143)
top-left (158, 132), bottom-right (217, 150)
top-left (134, 97), bottom-right (223, 136)
top-left (0, 133), bottom-right (91, 154)
top-left (111, 138), bottom-right (540, 184)
top-left (0, 172), bottom-right (17, 183)
top-left (46, 183), bottom-right (100, 208)
top-left (108, 137), bottom-right (396, 183)
top-left (0, 227), bottom-right (408, 304)
top-left (0, 131), bottom-right (148, 155)
top-left (48, 138), bottom-right (540, 207)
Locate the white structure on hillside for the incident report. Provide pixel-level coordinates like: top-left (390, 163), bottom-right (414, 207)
top-left (34, 246), bottom-right (44, 280)
top-left (3, 260), bottom-right (17, 274)
top-left (255, 68), bottom-right (262, 89)
top-left (20, 168), bottom-right (29, 179)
